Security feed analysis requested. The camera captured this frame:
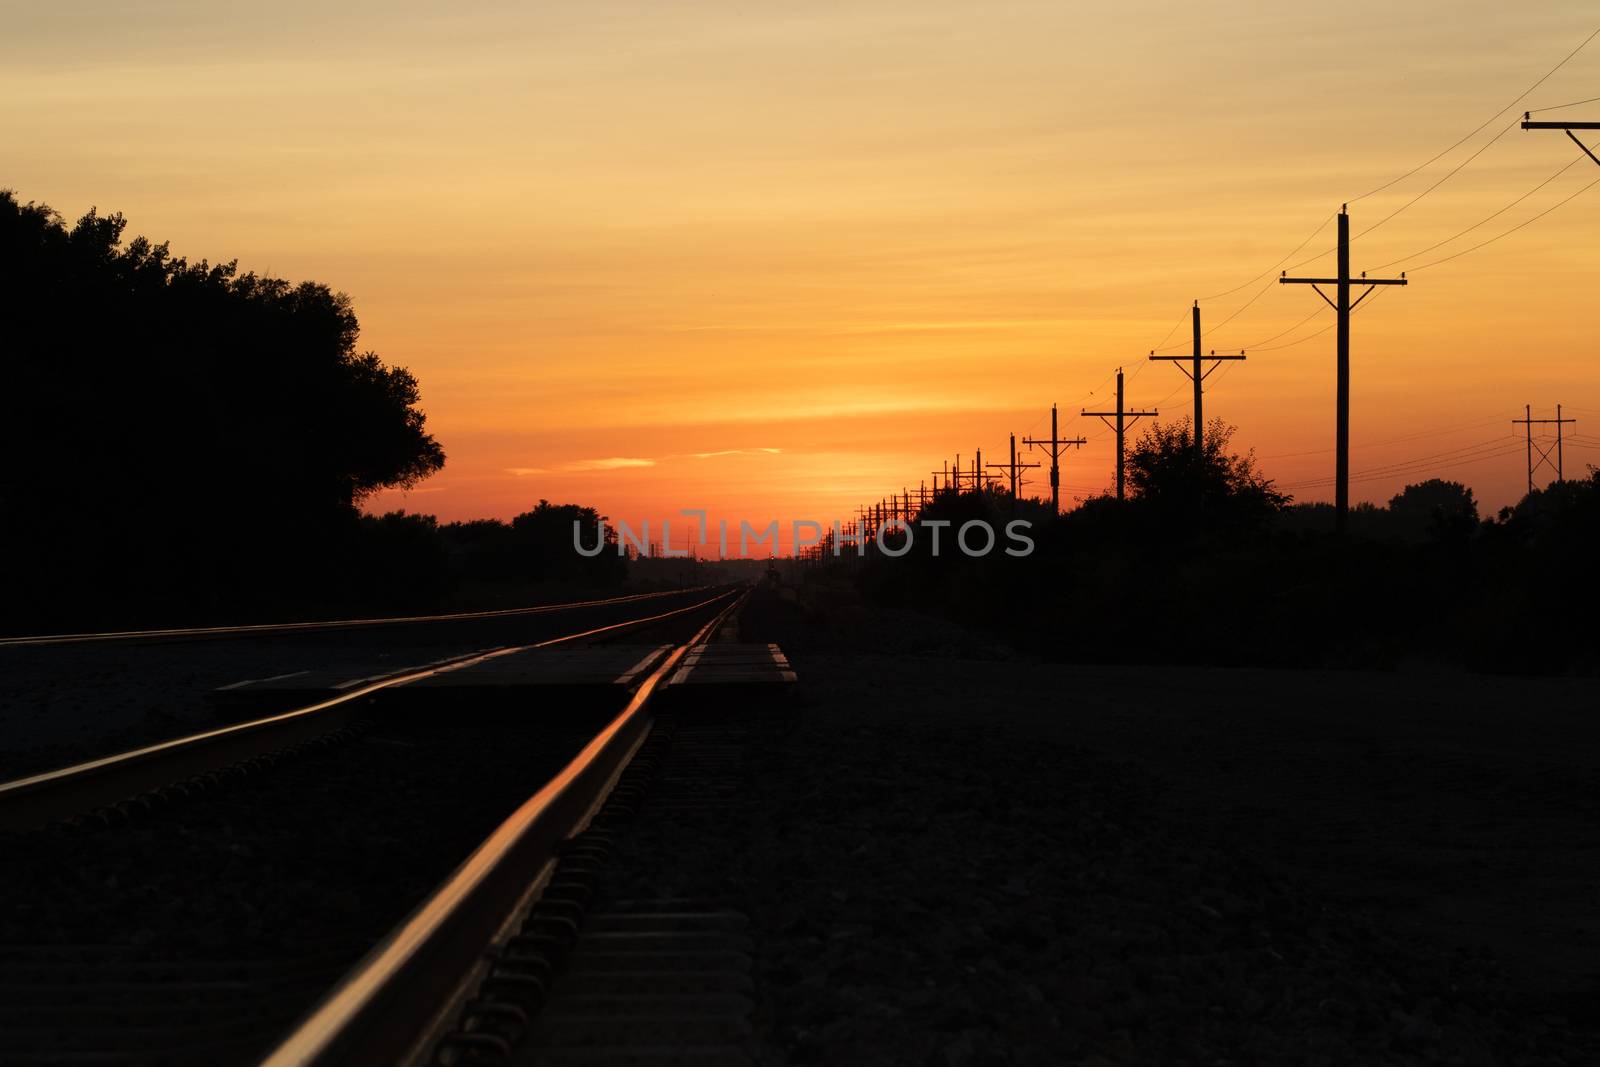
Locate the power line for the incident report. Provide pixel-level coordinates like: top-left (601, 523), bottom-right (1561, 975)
top-left (1528, 94), bottom-right (1600, 113)
top-left (1134, 23), bottom-right (1600, 407)
top-left (1261, 415), bottom-right (1509, 458)
top-left (1355, 434), bottom-right (1520, 471)
top-left (1372, 153), bottom-right (1586, 270)
top-left (1408, 170), bottom-right (1600, 271)
top-left (1154, 269), bottom-right (1295, 353)
top-left (1238, 308), bottom-right (1322, 350)
top-left (1280, 445), bottom-right (1525, 491)
top-left (1195, 213), bottom-right (1335, 302)
top-left (1278, 436), bottom-right (1521, 489)
top-left (1249, 285), bottom-right (1390, 353)
top-left (1282, 117), bottom-right (1514, 272)
top-left (1346, 22), bottom-right (1600, 205)
top-left (1352, 116), bottom-right (1522, 240)
top-left (1276, 22), bottom-right (1600, 272)
top-left (1202, 273), bottom-right (1280, 337)
top-left (1149, 307), bottom-right (1191, 352)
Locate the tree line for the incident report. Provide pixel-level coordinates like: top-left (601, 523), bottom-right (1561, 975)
top-left (846, 417), bottom-right (1597, 675)
top-left (0, 191), bottom-right (623, 631)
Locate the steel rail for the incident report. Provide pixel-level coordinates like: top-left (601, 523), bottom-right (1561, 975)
top-left (0, 587), bottom-right (741, 833)
top-left (259, 590), bottom-right (749, 1067)
top-left (0, 586), bottom-right (713, 648)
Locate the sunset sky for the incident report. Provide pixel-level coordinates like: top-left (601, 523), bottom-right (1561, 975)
top-left (6, 2), bottom-right (1599, 550)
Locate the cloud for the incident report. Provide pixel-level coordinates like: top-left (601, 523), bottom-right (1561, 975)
top-left (684, 447), bottom-right (783, 459)
top-left (568, 457), bottom-right (656, 471)
top-left (506, 457), bottom-right (656, 476)
top-left (505, 451), bottom-right (778, 477)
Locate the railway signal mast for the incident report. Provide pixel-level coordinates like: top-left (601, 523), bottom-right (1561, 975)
top-left (1280, 208), bottom-right (1408, 535)
top-left (1082, 367), bottom-right (1157, 501)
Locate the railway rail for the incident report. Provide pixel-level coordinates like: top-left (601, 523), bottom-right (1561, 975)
top-left (1, 585), bottom-right (756, 1064)
top-left (260, 591), bottom-right (754, 1066)
top-left (0, 587), bottom-right (741, 834)
top-left (0, 587), bottom-right (714, 649)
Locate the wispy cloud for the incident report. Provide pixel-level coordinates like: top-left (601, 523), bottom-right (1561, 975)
top-left (568, 457), bottom-right (657, 471)
top-left (506, 456), bottom-right (656, 476)
top-left (684, 447), bottom-right (783, 459)
top-left (507, 450), bottom-right (782, 476)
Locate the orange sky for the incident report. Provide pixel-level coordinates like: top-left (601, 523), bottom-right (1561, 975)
top-left (6, 2), bottom-right (1599, 549)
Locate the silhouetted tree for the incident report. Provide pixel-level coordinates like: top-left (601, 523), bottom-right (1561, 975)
top-left (511, 501), bottom-right (627, 586)
top-left (1125, 417), bottom-right (1287, 533)
top-left (440, 501), bottom-right (626, 592)
top-left (1389, 479), bottom-right (1478, 541)
top-left (0, 190), bottom-right (445, 626)
top-left (350, 511), bottom-right (450, 607)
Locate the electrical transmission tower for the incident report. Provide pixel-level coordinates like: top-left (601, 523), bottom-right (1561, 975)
top-left (1521, 114), bottom-right (1600, 166)
top-left (1148, 302), bottom-right (1244, 466)
top-left (1081, 367), bottom-right (1157, 500)
top-left (1280, 207), bottom-right (1408, 535)
top-left (1023, 404), bottom-right (1087, 514)
top-left (1512, 404), bottom-right (1577, 492)
top-left (987, 432), bottom-right (1040, 501)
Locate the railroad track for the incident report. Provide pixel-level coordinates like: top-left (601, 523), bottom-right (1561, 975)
top-left (0, 587), bottom-right (740, 832)
top-left (0, 586), bottom-right (767, 1065)
top-left (0, 585), bottom-right (733, 797)
top-left (0, 587), bottom-right (716, 649)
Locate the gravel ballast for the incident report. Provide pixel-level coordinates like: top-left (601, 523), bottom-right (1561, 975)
top-left (576, 587), bottom-right (1600, 1064)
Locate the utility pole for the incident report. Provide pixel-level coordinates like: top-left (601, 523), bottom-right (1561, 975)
top-left (1521, 114), bottom-right (1600, 167)
top-left (1512, 404), bottom-right (1577, 492)
top-left (1023, 404), bottom-right (1087, 514)
top-left (1280, 207), bottom-right (1408, 535)
top-left (1082, 367), bottom-right (1157, 501)
top-left (987, 432), bottom-right (1040, 501)
top-left (1148, 302), bottom-right (1244, 466)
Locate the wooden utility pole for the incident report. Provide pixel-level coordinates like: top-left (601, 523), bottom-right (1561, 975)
top-left (1023, 404), bottom-right (1087, 514)
top-left (1521, 114), bottom-right (1600, 166)
top-left (987, 432), bottom-right (1040, 501)
top-left (1280, 208), bottom-right (1408, 535)
top-left (1512, 404), bottom-right (1577, 492)
top-left (1149, 302), bottom-right (1244, 466)
top-left (1082, 367), bottom-right (1157, 500)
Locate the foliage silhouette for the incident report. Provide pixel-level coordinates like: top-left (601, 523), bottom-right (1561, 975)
top-left (844, 464), bottom-right (1599, 675)
top-left (1, 190), bottom-right (444, 626)
top-left (1124, 416), bottom-right (1288, 534)
top-left (1389, 478), bottom-right (1478, 541)
top-left (444, 501), bottom-right (626, 593)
